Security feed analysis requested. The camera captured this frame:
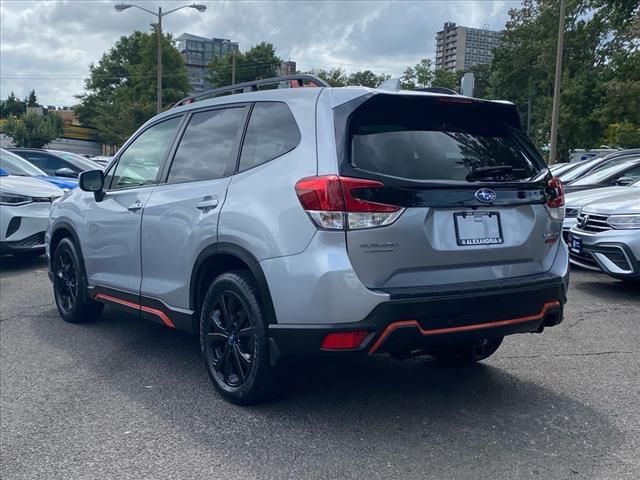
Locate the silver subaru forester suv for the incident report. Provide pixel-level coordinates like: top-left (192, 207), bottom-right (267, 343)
top-left (46, 75), bottom-right (569, 404)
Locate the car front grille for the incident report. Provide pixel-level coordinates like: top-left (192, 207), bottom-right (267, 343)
top-left (576, 212), bottom-right (612, 233)
top-left (12, 232), bottom-right (45, 248)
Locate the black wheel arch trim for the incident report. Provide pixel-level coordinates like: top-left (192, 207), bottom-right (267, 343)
top-left (190, 242), bottom-right (278, 329)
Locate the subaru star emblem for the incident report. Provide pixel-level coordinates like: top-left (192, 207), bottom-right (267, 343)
top-left (475, 188), bottom-right (496, 203)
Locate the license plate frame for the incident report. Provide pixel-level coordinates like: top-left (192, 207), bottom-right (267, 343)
top-left (454, 212), bottom-right (504, 247)
top-left (568, 235), bottom-right (583, 254)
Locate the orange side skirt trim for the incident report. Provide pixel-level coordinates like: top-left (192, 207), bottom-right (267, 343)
top-left (94, 293), bottom-right (176, 328)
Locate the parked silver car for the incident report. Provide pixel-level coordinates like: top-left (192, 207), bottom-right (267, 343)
top-left (563, 180), bottom-right (640, 240)
top-left (568, 190), bottom-right (640, 281)
top-left (46, 75), bottom-right (569, 404)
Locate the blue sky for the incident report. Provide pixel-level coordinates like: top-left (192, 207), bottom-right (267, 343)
top-left (0, 0), bottom-right (516, 105)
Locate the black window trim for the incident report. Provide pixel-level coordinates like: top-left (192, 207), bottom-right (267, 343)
top-left (104, 113), bottom-right (186, 192)
top-left (159, 102), bottom-right (251, 185)
top-left (235, 100), bottom-right (301, 175)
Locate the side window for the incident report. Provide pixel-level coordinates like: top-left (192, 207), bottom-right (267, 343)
top-left (612, 165), bottom-right (640, 184)
top-left (167, 107), bottom-right (246, 184)
top-left (108, 116), bottom-right (182, 190)
top-left (238, 102), bottom-right (300, 172)
top-left (22, 152), bottom-right (66, 174)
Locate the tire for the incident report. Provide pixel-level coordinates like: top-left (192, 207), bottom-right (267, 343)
top-left (52, 237), bottom-right (103, 323)
top-left (200, 271), bottom-right (277, 405)
top-left (429, 337), bottom-right (503, 364)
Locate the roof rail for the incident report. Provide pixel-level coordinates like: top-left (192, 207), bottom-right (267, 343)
top-left (173, 74), bottom-right (330, 108)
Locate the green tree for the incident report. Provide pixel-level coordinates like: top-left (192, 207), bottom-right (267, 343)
top-left (347, 70), bottom-right (390, 88)
top-left (26, 89), bottom-right (39, 107)
top-left (76, 26), bottom-right (190, 145)
top-left (401, 58), bottom-right (435, 89)
top-left (308, 67), bottom-right (348, 87)
top-left (206, 42), bottom-right (281, 88)
top-left (432, 68), bottom-right (458, 91)
top-left (488, 0), bottom-right (640, 158)
top-left (3, 111), bottom-right (64, 148)
top-left (3, 92), bottom-right (26, 117)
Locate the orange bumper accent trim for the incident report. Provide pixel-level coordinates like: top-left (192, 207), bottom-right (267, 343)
top-left (368, 300), bottom-right (561, 355)
top-left (95, 293), bottom-right (176, 328)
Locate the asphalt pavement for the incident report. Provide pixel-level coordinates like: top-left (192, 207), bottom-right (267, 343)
top-left (1, 255), bottom-right (639, 480)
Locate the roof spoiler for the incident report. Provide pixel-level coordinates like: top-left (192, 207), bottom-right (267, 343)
top-left (173, 74), bottom-right (330, 108)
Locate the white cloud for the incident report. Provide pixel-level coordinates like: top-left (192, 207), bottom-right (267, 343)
top-left (0, 0), bottom-right (514, 105)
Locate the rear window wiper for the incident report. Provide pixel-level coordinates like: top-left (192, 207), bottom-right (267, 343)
top-left (466, 165), bottom-right (514, 181)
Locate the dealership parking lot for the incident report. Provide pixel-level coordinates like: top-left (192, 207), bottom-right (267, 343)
top-left (1, 256), bottom-right (638, 480)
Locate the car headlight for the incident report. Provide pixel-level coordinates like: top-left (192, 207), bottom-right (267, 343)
top-left (606, 215), bottom-right (640, 230)
top-left (0, 193), bottom-right (33, 206)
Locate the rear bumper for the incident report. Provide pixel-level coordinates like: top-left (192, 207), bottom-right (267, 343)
top-left (268, 272), bottom-right (567, 357)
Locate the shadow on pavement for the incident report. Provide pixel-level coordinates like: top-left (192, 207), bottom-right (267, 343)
top-left (26, 306), bottom-right (623, 479)
top-left (0, 254), bottom-right (48, 275)
top-left (574, 278), bottom-right (640, 302)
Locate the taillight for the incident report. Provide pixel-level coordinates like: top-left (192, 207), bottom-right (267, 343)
top-left (295, 175), bottom-right (404, 230)
top-left (546, 177), bottom-right (565, 221)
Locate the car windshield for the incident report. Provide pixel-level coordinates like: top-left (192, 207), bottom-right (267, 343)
top-left (558, 157), bottom-right (603, 182)
top-left (0, 148), bottom-right (47, 176)
top-left (571, 160), bottom-right (640, 186)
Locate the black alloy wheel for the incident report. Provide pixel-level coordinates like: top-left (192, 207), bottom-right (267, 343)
top-left (206, 291), bottom-right (255, 387)
top-left (52, 238), bottom-right (103, 323)
top-left (200, 271), bottom-right (277, 405)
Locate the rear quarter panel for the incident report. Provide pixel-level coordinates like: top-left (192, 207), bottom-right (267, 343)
top-left (218, 96), bottom-right (320, 261)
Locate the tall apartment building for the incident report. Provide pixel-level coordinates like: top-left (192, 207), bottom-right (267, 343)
top-left (435, 22), bottom-right (502, 72)
top-left (177, 33), bottom-right (239, 93)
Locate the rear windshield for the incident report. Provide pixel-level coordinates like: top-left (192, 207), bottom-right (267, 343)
top-left (349, 96), bottom-right (545, 183)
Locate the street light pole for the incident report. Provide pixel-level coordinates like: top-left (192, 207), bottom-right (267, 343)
top-left (549, 0), bottom-right (565, 165)
top-left (157, 6), bottom-right (162, 114)
top-left (115, 3), bottom-right (207, 114)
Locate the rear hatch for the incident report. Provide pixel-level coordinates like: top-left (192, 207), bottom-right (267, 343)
top-left (335, 93), bottom-right (561, 290)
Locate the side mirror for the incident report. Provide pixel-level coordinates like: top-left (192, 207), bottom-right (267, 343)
top-left (55, 167), bottom-right (77, 178)
top-left (79, 170), bottom-right (105, 200)
top-left (614, 176), bottom-right (634, 186)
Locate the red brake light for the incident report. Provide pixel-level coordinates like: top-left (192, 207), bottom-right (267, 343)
top-left (294, 175), bottom-right (344, 211)
top-left (547, 177), bottom-right (565, 208)
top-left (340, 177), bottom-right (401, 213)
top-left (295, 175), bottom-right (404, 230)
top-left (320, 331), bottom-right (369, 350)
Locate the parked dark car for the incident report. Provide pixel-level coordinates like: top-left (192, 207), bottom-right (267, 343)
top-left (9, 148), bottom-right (102, 178)
top-left (558, 149), bottom-right (640, 184)
top-left (564, 157), bottom-right (640, 193)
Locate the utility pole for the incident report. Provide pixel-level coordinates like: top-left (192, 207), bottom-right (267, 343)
top-left (157, 6), bottom-right (163, 113)
top-left (115, 3), bottom-right (207, 114)
top-left (232, 49), bottom-right (236, 85)
top-left (549, 0), bottom-right (565, 164)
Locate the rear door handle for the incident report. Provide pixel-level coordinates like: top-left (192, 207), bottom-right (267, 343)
top-left (127, 201), bottom-right (143, 212)
top-left (196, 196), bottom-right (219, 212)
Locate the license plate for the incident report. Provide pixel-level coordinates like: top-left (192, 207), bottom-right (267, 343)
top-left (454, 212), bottom-right (503, 246)
top-left (569, 235), bottom-right (582, 254)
